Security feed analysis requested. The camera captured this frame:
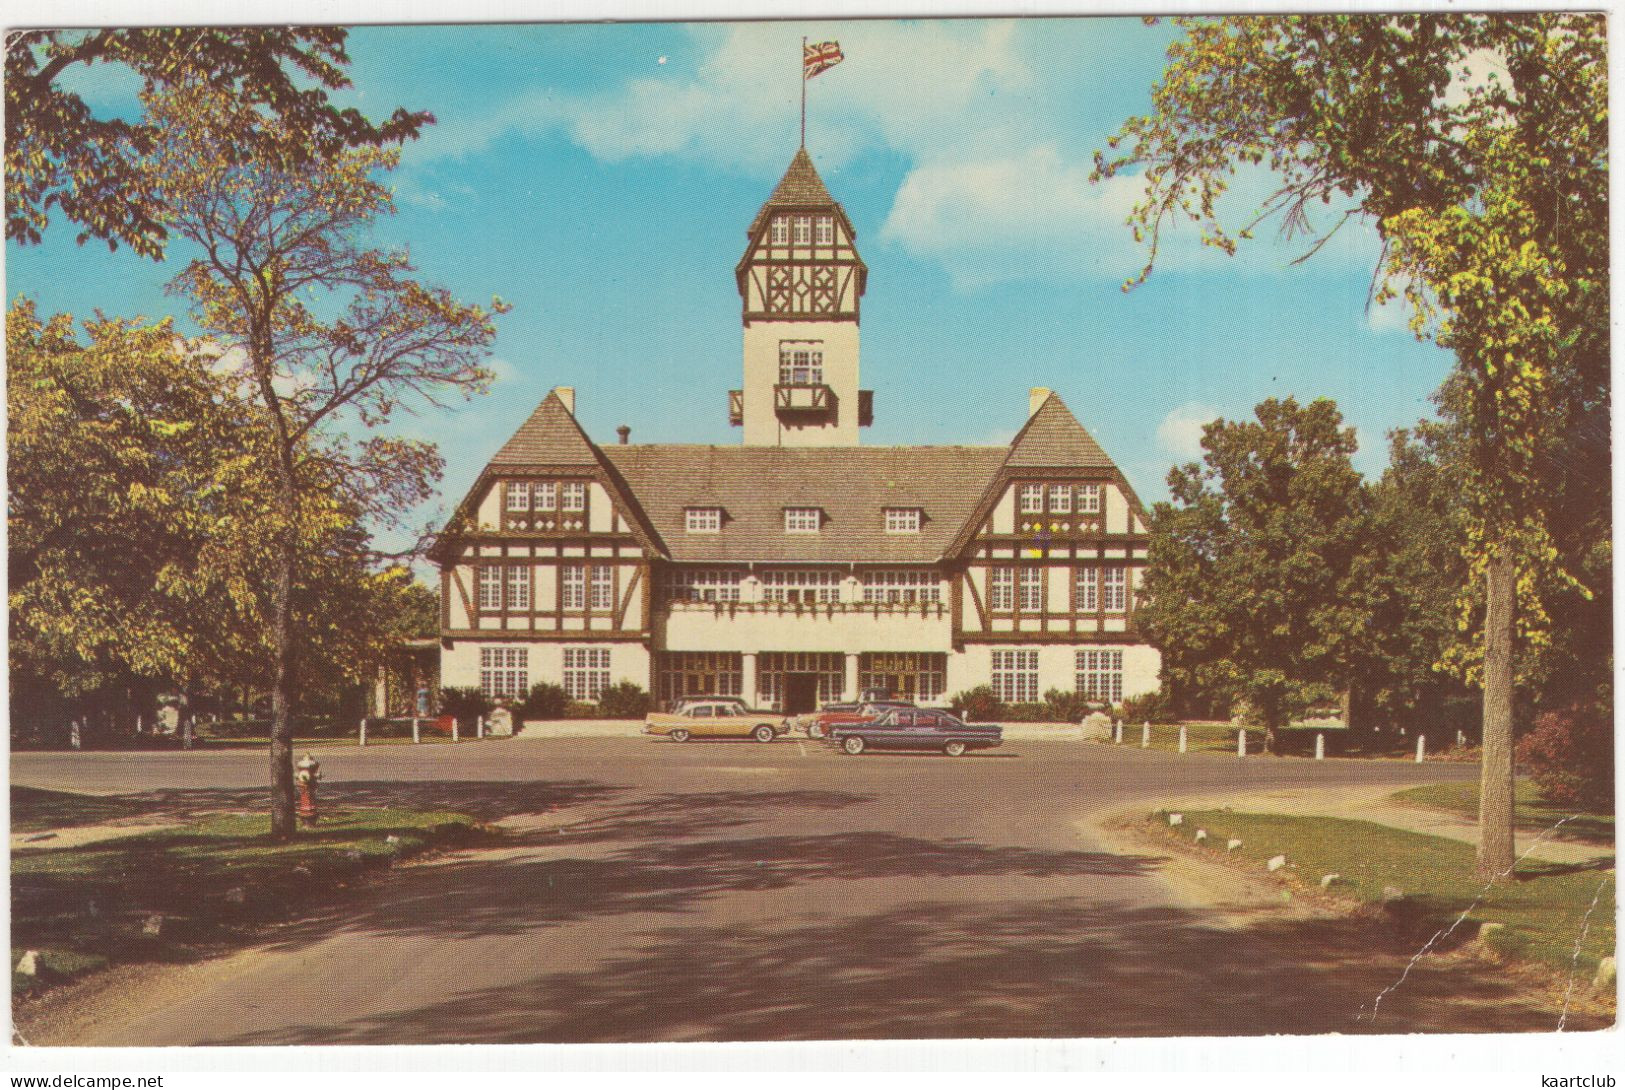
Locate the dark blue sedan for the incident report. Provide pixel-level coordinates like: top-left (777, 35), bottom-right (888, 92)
top-left (828, 708), bottom-right (1003, 757)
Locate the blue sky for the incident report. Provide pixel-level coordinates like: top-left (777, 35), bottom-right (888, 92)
top-left (8, 18), bottom-right (1455, 552)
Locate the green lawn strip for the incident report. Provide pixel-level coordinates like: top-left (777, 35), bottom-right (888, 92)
top-left (1149, 809), bottom-right (1616, 974)
top-left (12, 807), bottom-right (483, 997)
top-left (11, 786), bottom-right (155, 834)
top-left (1393, 782), bottom-right (1615, 845)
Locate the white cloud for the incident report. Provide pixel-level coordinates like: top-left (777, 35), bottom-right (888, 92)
top-left (1156, 402), bottom-right (1218, 462)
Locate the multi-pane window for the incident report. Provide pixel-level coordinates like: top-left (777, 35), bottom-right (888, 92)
top-left (784, 507), bottom-right (821, 532)
top-left (884, 508), bottom-right (921, 533)
top-left (1018, 485), bottom-right (1044, 514)
top-left (1018, 568), bottom-right (1043, 612)
top-left (778, 343), bottom-right (824, 385)
top-left (814, 215), bottom-right (834, 244)
top-left (658, 651), bottom-right (743, 703)
top-left (563, 647), bottom-right (611, 702)
top-left (762, 569), bottom-right (841, 604)
top-left (561, 482), bottom-right (586, 512)
top-left (685, 507), bottom-right (721, 533)
top-left (861, 569), bottom-right (941, 605)
top-left (1104, 567), bottom-right (1127, 613)
top-left (1076, 566), bottom-right (1099, 612)
top-left (991, 649), bottom-right (1039, 704)
top-left (478, 567), bottom-right (502, 611)
top-left (1049, 485), bottom-right (1072, 514)
top-left (561, 565), bottom-right (585, 610)
top-left (506, 483), bottom-right (531, 511)
top-left (590, 566), bottom-right (614, 610)
top-left (534, 482), bottom-right (557, 510)
top-left (1076, 649), bottom-right (1124, 703)
top-left (990, 567), bottom-right (1014, 611)
top-left (1078, 484), bottom-right (1102, 514)
top-left (771, 217), bottom-right (790, 245)
top-left (861, 652), bottom-right (947, 703)
top-left (758, 652), bottom-right (844, 709)
top-left (793, 215), bottom-right (812, 244)
top-left (506, 566), bottom-right (531, 611)
top-left (479, 647), bottom-right (528, 700)
top-left (665, 569), bottom-right (743, 603)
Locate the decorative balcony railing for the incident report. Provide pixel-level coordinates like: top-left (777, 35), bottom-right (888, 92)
top-left (662, 598), bottom-right (949, 619)
top-left (728, 389), bottom-right (744, 427)
top-left (774, 382), bottom-right (834, 415)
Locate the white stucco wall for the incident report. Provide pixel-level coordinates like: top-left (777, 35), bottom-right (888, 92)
top-left (441, 641), bottom-right (652, 694)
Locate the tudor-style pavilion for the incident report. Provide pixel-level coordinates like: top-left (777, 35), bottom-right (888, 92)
top-left (430, 148), bottom-right (1161, 713)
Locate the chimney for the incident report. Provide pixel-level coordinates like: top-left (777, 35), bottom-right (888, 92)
top-left (1029, 387), bottom-right (1052, 418)
top-left (616, 425), bottom-right (631, 445)
top-left (553, 386), bottom-right (575, 416)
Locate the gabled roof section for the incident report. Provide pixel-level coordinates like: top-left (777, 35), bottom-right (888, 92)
top-left (1004, 392), bottom-right (1116, 470)
top-left (490, 391), bottom-right (601, 467)
top-left (748, 147), bottom-right (836, 233)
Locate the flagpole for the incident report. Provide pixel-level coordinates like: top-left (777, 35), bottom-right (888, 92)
top-left (800, 36), bottom-right (807, 147)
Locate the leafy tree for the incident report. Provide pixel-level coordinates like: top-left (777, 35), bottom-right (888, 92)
top-left (1139, 398), bottom-right (1370, 752)
top-left (140, 81), bottom-right (504, 836)
top-left (1096, 13), bottom-right (1607, 877)
top-left (6, 27), bottom-right (427, 259)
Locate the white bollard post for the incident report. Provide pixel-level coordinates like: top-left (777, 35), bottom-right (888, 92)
top-left (1113, 719), bottom-right (1122, 745)
top-left (1237, 729), bottom-right (1247, 758)
top-left (1457, 729), bottom-right (1466, 747)
top-left (359, 718), bottom-right (367, 747)
top-left (1416, 733), bottom-right (1426, 763)
top-left (453, 718), bottom-right (460, 744)
top-left (1141, 721), bottom-right (1150, 749)
top-left (412, 717), bottom-right (420, 744)
top-left (478, 715), bottom-right (486, 740)
top-left (1178, 724), bottom-right (1188, 754)
top-left (1315, 732), bottom-right (1325, 761)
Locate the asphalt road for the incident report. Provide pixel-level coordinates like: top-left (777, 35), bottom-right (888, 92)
top-left (11, 737), bottom-right (1590, 1043)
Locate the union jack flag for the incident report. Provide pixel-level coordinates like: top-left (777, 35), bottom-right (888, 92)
top-left (804, 40), bottom-right (844, 80)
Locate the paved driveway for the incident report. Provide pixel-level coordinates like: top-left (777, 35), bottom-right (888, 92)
top-left (13, 738), bottom-right (1589, 1043)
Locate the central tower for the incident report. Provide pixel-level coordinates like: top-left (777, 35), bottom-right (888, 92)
top-left (730, 148), bottom-right (870, 446)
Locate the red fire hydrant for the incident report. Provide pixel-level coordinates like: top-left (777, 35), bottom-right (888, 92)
top-left (295, 753), bottom-right (322, 827)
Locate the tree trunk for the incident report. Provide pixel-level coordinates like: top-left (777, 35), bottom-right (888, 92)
top-left (267, 535), bottom-right (297, 838)
top-left (1476, 547), bottom-right (1517, 880)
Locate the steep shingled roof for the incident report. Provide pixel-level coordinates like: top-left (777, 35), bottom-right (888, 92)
top-left (489, 391), bottom-right (601, 467)
top-left (748, 147), bottom-right (838, 233)
top-left (1004, 392), bottom-right (1116, 470)
top-left (602, 445), bottom-right (1009, 563)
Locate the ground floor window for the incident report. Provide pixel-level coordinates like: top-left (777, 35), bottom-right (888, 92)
top-left (563, 647), bottom-right (611, 701)
top-left (991, 649), bottom-right (1039, 704)
top-left (1076, 649), bottom-right (1124, 703)
top-left (479, 647), bottom-right (529, 700)
top-left (860, 652), bottom-right (946, 702)
top-left (658, 652), bottom-right (743, 704)
top-left (758, 652), bottom-right (844, 710)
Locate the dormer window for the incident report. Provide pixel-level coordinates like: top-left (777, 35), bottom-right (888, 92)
top-left (685, 507), bottom-right (722, 533)
top-left (884, 508), bottom-right (921, 533)
top-left (815, 214), bottom-right (834, 245)
top-left (771, 217), bottom-right (789, 245)
top-left (785, 507), bottom-right (821, 533)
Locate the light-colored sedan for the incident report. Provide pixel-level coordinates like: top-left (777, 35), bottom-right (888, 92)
top-left (644, 701), bottom-right (790, 743)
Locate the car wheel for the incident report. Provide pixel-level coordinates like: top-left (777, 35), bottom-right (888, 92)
top-left (843, 736), bottom-right (866, 755)
top-left (943, 740), bottom-right (967, 757)
top-left (670, 729), bottom-right (690, 742)
top-left (753, 724), bottom-right (775, 743)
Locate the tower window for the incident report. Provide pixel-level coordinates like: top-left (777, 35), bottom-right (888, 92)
top-left (506, 482), bottom-right (531, 511)
top-left (561, 482), bottom-right (586, 512)
top-left (1049, 485), bottom-right (1072, 514)
top-left (1018, 484), bottom-right (1044, 514)
top-left (771, 217), bottom-right (789, 245)
top-left (793, 216), bottom-right (812, 244)
top-left (778, 342), bottom-right (824, 385)
top-left (815, 215), bottom-right (834, 244)
top-left (1079, 484), bottom-right (1102, 514)
top-left (784, 507), bottom-right (822, 533)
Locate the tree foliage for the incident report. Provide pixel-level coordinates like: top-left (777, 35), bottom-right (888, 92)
top-left (1139, 398), bottom-right (1370, 743)
top-left (6, 27), bottom-right (428, 259)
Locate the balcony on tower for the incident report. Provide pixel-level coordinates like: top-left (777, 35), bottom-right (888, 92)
top-left (774, 381), bottom-right (835, 418)
top-left (728, 389), bottom-right (744, 427)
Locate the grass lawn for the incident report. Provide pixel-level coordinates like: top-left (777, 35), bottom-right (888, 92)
top-left (12, 786), bottom-right (155, 834)
top-left (13, 802), bottom-right (482, 996)
top-left (1393, 781), bottom-right (1615, 845)
top-left (1149, 809), bottom-right (1616, 975)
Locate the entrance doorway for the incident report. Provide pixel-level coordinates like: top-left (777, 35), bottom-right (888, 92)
top-left (784, 673), bottom-right (821, 715)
